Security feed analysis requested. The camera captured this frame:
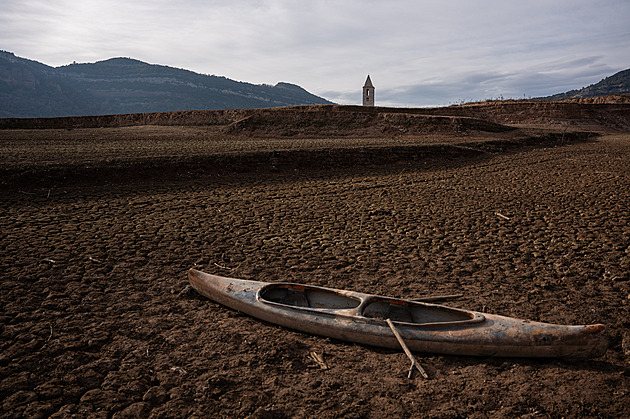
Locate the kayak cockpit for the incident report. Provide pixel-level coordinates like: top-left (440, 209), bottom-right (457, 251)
top-left (258, 283), bottom-right (361, 309)
top-left (361, 298), bottom-right (485, 326)
top-left (257, 283), bottom-right (485, 327)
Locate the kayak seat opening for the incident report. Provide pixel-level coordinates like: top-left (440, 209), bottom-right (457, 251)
top-left (259, 284), bottom-right (361, 309)
top-left (362, 299), bottom-right (476, 324)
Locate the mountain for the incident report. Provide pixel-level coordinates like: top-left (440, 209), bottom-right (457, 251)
top-left (0, 51), bottom-right (334, 118)
top-left (541, 68), bottom-right (630, 100)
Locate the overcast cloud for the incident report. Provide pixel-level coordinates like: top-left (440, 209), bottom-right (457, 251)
top-left (1, 0), bottom-right (629, 106)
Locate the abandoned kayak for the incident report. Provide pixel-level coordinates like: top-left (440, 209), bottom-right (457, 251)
top-left (188, 269), bottom-right (607, 359)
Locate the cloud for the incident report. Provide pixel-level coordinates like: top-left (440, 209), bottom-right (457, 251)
top-left (1, 0), bottom-right (629, 106)
top-left (325, 57), bottom-right (622, 107)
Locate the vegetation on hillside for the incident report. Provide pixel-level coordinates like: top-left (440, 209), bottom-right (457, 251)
top-left (541, 69), bottom-right (630, 100)
top-left (0, 51), bottom-right (333, 118)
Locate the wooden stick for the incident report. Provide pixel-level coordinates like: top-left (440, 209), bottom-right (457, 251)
top-left (413, 294), bottom-right (463, 303)
top-left (309, 351), bottom-right (329, 370)
top-left (386, 318), bottom-right (429, 379)
top-left (495, 212), bottom-right (511, 220)
top-left (88, 256), bottom-right (103, 264)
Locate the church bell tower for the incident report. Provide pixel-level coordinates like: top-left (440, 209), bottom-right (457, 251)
top-left (362, 75), bottom-right (374, 107)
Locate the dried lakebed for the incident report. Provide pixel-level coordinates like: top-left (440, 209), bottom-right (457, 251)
top-left (1, 131), bottom-right (629, 418)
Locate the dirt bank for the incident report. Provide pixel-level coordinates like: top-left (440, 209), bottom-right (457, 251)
top-left (2, 97), bottom-right (629, 133)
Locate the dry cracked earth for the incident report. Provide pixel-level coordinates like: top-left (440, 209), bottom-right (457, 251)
top-left (1, 121), bottom-right (629, 418)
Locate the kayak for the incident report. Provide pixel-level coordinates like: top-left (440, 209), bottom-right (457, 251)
top-left (188, 269), bottom-right (607, 359)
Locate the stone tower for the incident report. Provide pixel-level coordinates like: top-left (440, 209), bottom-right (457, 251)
top-left (362, 75), bottom-right (374, 107)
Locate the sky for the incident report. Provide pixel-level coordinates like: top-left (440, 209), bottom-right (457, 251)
top-left (1, 0), bottom-right (629, 107)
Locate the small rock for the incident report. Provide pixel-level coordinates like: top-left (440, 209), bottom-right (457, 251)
top-left (48, 404), bottom-right (78, 419)
top-left (142, 386), bottom-right (168, 405)
top-left (249, 406), bottom-right (281, 419)
top-left (112, 402), bottom-right (151, 419)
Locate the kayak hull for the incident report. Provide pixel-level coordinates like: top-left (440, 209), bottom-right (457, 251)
top-left (188, 269), bottom-right (607, 359)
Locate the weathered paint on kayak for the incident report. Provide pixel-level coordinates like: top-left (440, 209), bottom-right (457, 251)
top-left (188, 269), bottom-right (607, 359)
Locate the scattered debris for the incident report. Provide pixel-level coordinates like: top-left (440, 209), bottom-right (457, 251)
top-left (309, 351), bottom-right (328, 370)
top-left (18, 190), bottom-right (39, 196)
top-left (17, 189), bottom-right (51, 198)
top-left (170, 366), bottom-right (187, 375)
top-left (46, 325), bottom-right (53, 343)
top-left (178, 285), bottom-right (195, 298)
top-left (495, 212), bottom-right (511, 220)
top-left (622, 333), bottom-right (630, 357)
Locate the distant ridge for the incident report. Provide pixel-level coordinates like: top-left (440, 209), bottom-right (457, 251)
top-left (0, 51), bottom-right (334, 118)
top-left (540, 68), bottom-right (630, 100)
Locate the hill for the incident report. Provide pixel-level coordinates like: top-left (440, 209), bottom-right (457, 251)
top-left (541, 68), bottom-right (630, 100)
top-left (0, 51), bottom-right (334, 118)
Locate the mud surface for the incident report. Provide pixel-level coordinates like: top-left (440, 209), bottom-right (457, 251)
top-left (1, 111), bottom-right (629, 417)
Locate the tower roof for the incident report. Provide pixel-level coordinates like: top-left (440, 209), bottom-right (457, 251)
top-left (363, 75), bottom-right (374, 88)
